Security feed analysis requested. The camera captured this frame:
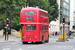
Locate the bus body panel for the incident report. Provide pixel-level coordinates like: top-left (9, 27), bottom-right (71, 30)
top-left (22, 24), bottom-right (40, 42)
top-left (20, 8), bottom-right (40, 23)
top-left (20, 7), bottom-right (49, 42)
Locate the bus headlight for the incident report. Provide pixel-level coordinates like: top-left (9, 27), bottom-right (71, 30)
top-left (24, 36), bottom-right (26, 39)
top-left (29, 38), bottom-right (32, 40)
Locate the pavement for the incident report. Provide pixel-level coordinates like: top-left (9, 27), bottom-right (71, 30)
top-left (0, 34), bottom-right (58, 43)
top-left (0, 34), bottom-right (21, 43)
top-left (0, 34), bottom-right (70, 43)
top-left (0, 34), bottom-right (73, 43)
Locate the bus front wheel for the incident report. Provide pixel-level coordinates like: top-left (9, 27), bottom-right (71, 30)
top-left (40, 36), bottom-right (44, 44)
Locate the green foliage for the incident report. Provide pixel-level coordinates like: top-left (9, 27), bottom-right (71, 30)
top-left (0, 21), bottom-right (3, 30)
top-left (0, 0), bottom-right (59, 31)
top-left (0, 0), bottom-right (26, 31)
top-left (27, 0), bottom-right (49, 10)
top-left (48, 0), bottom-right (59, 22)
top-left (27, 0), bottom-right (59, 22)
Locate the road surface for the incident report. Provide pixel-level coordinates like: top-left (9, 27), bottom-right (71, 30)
top-left (0, 36), bottom-right (75, 50)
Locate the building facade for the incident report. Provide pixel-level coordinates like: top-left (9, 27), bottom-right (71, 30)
top-left (60, 0), bottom-right (70, 33)
top-left (50, 19), bottom-right (60, 33)
top-left (50, 0), bottom-right (70, 33)
top-left (69, 0), bottom-right (74, 30)
top-left (74, 0), bottom-right (75, 24)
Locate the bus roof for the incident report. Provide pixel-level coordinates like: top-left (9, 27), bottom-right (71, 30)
top-left (21, 7), bottom-right (48, 13)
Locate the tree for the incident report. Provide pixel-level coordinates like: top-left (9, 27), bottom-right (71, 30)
top-left (0, 0), bottom-right (59, 31)
top-left (27, 0), bottom-right (59, 22)
top-left (0, 0), bottom-right (27, 31)
top-left (48, 0), bottom-right (59, 22)
top-left (27, 0), bottom-right (49, 10)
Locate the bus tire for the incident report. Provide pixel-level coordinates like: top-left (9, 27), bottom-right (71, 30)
top-left (40, 36), bottom-right (44, 44)
top-left (22, 42), bottom-right (27, 44)
top-left (39, 36), bottom-right (44, 44)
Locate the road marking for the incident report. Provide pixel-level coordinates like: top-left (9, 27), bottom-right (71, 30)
top-left (1, 42), bottom-right (21, 48)
top-left (12, 43), bottom-right (17, 44)
top-left (2, 48), bottom-right (10, 50)
top-left (26, 46), bottom-right (35, 48)
top-left (18, 48), bottom-right (22, 50)
top-left (73, 49), bottom-right (75, 50)
top-left (49, 38), bottom-right (57, 40)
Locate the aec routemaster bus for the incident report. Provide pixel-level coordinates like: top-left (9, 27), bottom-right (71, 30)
top-left (20, 7), bottom-right (49, 44)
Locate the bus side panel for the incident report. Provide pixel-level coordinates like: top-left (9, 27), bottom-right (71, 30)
top-left (40, 24), bottom-right (49, 41)
top-left (40, 24), bottom-right (43, 41)
top-left (21, 24), bottom-right (24, 41)
top-left (37, 24), bottom-right (40, 42)
top-left (39, 10), bottom-right (49, 41)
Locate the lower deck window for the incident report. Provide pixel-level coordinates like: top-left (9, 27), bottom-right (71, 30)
top-left (42, 26), bottom-right (48, 31)
top-left (25, 25), bottom-right (36, 30)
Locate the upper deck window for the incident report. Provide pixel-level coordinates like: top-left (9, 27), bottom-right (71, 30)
top-left (24, 11), bottom-right (35, 15)
top-left (40, 11), bottom-right (47, 17)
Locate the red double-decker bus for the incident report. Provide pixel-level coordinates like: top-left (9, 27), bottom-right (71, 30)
top-left (20, 7), bottom-right (49, 44)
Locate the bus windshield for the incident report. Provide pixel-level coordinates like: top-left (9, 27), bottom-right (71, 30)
top-left (25, 25), bottom-right (36, 31)
top-left (24, 11), bottom-right (35, 15)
